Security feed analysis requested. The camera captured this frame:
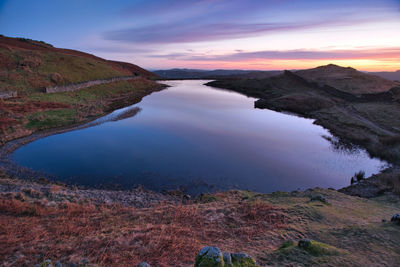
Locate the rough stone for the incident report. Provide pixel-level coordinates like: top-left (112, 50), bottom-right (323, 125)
top-left (50, 73), bottom-right (64, 84)
top-left (194, 246), bottom-right (224, 267)
top-left (391, 213), bottom-right (400, 224)
top-left (298, 239), bottom-right (313, 249)
top-left (0, 90), bottom-right (17, 99)
top-left (54, 262), bottom-right (65, 267)
top-left (310, 194), bottom-right (328, 203)
top-left (34, 259), bottom-right (54, 267)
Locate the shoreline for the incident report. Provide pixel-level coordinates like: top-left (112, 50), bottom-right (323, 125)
top-left (1, 80), bottom-right (396, 198)
top-left (0, 81), bottom-right (167, 187)
top-left (205, 79), bottom-right (400, 165)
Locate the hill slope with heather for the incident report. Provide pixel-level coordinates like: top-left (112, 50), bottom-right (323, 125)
top-left (0, 35), bottom-right (157, 94)
top-left (0, 173), bottom-right (399, 266)
top-left (0, 36), bottom-right (163, 144)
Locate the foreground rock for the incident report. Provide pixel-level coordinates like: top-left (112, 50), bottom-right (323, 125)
top-left (194, 246), bottom-right (258, 267)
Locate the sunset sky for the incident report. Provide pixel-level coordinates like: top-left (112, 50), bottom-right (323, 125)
top-left (0, 0), bottom-right (399, 71)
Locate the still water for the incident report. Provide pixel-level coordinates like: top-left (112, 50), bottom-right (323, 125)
top-left (12, 80), bottom-right (386, 194)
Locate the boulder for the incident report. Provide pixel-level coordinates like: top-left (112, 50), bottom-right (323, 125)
top-left (34, 259), bottom-right (54, 267)
top-left (310, 194), bottom-right (328, 204)
top-left (298, 239), bottom-right (313, 249)
top-left (194, 246), bottom-right (224, 267)
top-left (50, 73), bottom-right (64, 84)
top-left (391, 214), bottom-right (400, 224)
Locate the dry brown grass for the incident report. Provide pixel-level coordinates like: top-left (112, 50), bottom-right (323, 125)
top-left (379, 173), bottom-right (400, 194)
top-left (0, 194), bottom-right (287, 266)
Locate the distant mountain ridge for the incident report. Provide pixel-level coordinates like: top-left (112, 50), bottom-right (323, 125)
top-left (153, 68), bottom-right (284, 79)
top-left (153, 69), bottom-right (256, 79)
top-left (154, 66), bottom-right (400, 92)
top-left (369, 70), bottom-right (400, 81)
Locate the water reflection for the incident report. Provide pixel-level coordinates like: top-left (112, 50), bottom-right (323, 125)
top-left (12, 80), bottom-right (387, 194)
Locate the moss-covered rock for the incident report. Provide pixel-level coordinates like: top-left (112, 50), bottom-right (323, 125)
top-left (298, 239), bottom-right (342, 256)
top-left (194, 246), bottom-right (225, 267)
top-left (34, 259), bottom-right (54, 267)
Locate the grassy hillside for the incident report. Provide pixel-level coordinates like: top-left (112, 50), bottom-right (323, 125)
top-left (0, 35), bottom-right (157, 94)
top-left (0, 36), bottom-right (163, 144)
top-left (1, 175), bottom-right (399, 266)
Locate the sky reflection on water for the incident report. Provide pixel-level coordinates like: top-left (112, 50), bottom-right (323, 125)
top-left (12, 80), bottom-right (386, 194)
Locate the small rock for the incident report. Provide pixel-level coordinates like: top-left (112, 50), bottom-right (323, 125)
top-left (54, 262), bottom-right (65, 267)
top-left (34, 259), bottom-right (54, 267)
top-left (182, 194), bottom-right (192, 203)
top-left (391, 214), bottom-right (400, 224)
top-left (50, 73), bottom-right (64, 84)
top-left (298, 239), bottom-right (313, 249)
top-left (310, 194), bottom-right (328, 203)
top-left (194, 246), bottom-right (224, 267)
top-left (137, 262), bottom-right (150, 267)
top-left (382, 219), bottom-right (387, 222)
top-left (222, 252), bottom-right (232, 266)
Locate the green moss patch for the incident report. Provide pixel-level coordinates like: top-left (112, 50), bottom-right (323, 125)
top-left (26, 109), bottom-right (77, 130)
top-left (298, 239), bottom-right (344, 256)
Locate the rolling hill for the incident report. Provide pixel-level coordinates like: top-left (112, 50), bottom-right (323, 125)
top-left (0, 36), bottom-right (163, 144)
top-left (0, 35), bottom-right (157, 94)
top-left (369, 70), bottom-right (400, 81)
top-left (295, 64), bottom-right (396, 94)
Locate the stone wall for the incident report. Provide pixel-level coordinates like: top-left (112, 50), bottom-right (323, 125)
top-left (45, 76), bottom-right (138, 93)
top-left (0, 91), bottom-right (17, 99)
